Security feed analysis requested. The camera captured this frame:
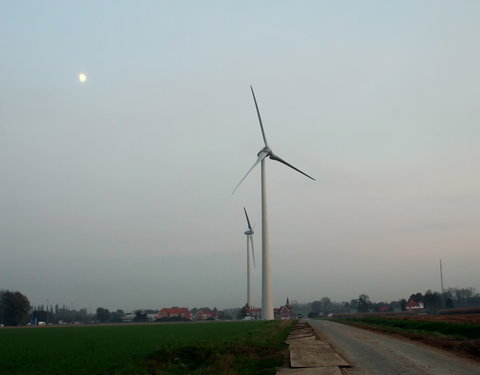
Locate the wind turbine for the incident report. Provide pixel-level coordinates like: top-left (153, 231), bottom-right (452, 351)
top-left (233, 86), bottom-right (315, 320)
top-left (243, 207), bottom-right (255, 308)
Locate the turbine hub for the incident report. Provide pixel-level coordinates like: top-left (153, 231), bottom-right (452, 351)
top-left (244, 229), bottom-right (254, 235)
top-left (258, 146), bottom-right (272, 157)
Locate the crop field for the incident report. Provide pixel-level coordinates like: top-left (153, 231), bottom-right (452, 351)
top-left (0, 320), bottom-right (293, 375)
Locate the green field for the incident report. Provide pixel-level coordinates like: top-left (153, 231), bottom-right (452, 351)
top-left (0, 321), bottom-right (293, 375)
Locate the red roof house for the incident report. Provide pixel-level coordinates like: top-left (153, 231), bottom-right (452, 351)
top-left (274, 298), bottom-right (294, 320)
top-left (193, 308), bottom-right (217, 321)
top-left (377, 306), bottom-right (392, 312)
top-left (157, 307), bottom-right (192, 320)
top-left (240, 304), bottom-right (261, 320)
top-left (406, 298), bottom-right (424, 310)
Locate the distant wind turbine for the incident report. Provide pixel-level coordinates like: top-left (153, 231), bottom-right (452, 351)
top-left (233, 86), bottom-right (315, 320)
top-left (243, 207), bottom-right (255, 308)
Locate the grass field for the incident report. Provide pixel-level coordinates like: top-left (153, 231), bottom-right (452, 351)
top-left (0, 320), bottom-right (293, 375)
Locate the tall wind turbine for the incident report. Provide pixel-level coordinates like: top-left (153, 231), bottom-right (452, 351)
top-left (233, 86), bottom-right (315, 320)
top-left (243, 207), bottom-right (255, 308)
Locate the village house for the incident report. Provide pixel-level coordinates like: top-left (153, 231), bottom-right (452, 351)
top-left (193, 308), bottom-right (217, 321)
top-left (157, 307), bottom-right (192, 320)
top-left (239, 304), bottom-right (261, 320)
top-left (274, 298), bottom-right (294, 320)
top-left (406, 297), bottom-right (424, 311)
top-left (376, 306), bottom-right (392, 313)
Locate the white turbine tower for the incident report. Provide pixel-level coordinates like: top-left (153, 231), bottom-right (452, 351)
top-left (243, 207), bottom-right (255, 308)
top-left (233, 86), bottom-right (315, 320)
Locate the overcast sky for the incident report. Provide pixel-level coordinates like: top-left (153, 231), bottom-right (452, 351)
top-left (1, 1), bottom-right (479, 312)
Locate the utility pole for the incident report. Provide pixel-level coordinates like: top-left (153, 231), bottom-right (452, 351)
top-left (440, 259), bottom-right (444, 292)
top-left (440, 259), bottom-right (445, 308)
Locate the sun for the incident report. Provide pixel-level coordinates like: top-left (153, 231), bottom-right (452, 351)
top-left (78, 73), bottom-right (87, 83)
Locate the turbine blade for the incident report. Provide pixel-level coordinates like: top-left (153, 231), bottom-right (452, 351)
top-left (250, 85), bottom-right (269, 147)
top-left (269, 153), bottom-right (316, 181)
top-left (243, 207), bottom-right (253, 230)
top-left (250, 235), bottom-right (255, 268)
top-left (232, 150), bottom-right (268, 194)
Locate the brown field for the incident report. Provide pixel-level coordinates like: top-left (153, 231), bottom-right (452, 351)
top-left (332, 312), bottom-right (480, 324)
top-left (390, 314), bottom-right (480, 325)
top-left (331, 313), bottom-right (480, 361)
top-left (333, 312), bottom-right (480, 324)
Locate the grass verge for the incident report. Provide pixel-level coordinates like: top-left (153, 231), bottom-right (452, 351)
top-left (142, 320), bottom-right (293, 375)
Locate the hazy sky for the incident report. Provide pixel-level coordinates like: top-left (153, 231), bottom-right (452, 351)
top-left (1, 1), bottom-right (479, 312)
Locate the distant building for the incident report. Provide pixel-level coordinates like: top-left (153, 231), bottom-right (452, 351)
top-left (376, 306), bottom-right (392, 313)
top-left (157, 307), bottom-right (192, 320)
top-left (193, 308), bottom-right (217, 321)
top-left (239, 304), bottom-right (261, 320)
top-left (406, 298), bottom-right (424, 311)
top-left (274, 298), bottom-right (294, 320)
top-left (146, 314), bottom-right (157, 322)
top-left (123, 313), bottom-right (135, 322)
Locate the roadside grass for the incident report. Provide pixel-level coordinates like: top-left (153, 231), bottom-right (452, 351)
top-left (0, 320), bottom-right (293, 375)
top-left (144, 320), bottom-right (291, 375)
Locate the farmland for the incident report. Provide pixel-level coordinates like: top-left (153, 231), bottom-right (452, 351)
top-left (0, 320), bottom-right (293, 375)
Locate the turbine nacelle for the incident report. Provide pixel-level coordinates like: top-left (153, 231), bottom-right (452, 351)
top-left (244, 229), bottom-right (254, 235)
top-left (258, 146), bottom-right (272, 157)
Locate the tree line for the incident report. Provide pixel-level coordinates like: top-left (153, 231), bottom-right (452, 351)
top-left (2, 287), bottom-right (480, 326)
top-left (292, 287), bottom-right (480, 316)
top-left (0, 290), bottom-right (236, 326)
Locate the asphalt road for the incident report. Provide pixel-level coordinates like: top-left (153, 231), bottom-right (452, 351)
top-left (309, 319), bottom-right (480, 375)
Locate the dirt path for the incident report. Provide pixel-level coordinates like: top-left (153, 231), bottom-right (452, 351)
top-left (309, 319), bottom-right (480, 375)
